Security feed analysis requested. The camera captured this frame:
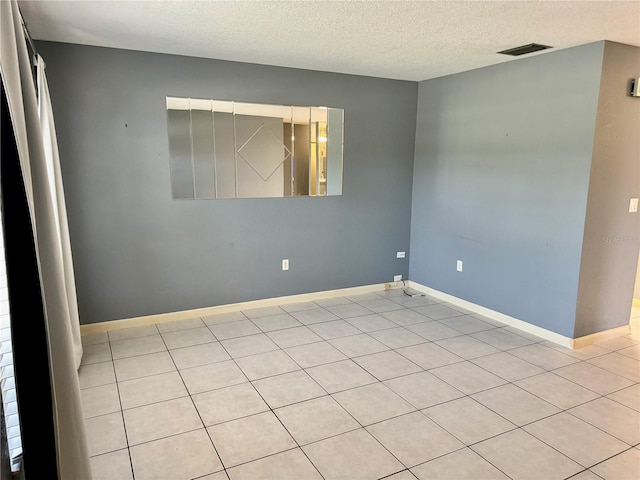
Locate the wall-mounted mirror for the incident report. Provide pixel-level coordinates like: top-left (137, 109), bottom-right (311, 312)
top-left (166, 97), bottom-right (344, 199)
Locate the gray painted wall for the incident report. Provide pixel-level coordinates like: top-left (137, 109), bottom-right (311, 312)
top-left (38, 42), bottom-right (417, 324)
top-left (574, 42), bottom-right (640, 337)
top-left (410, 43), bottom-right (605, 337)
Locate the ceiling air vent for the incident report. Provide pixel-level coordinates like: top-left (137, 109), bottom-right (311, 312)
top-left (497, 43), bottom-right (552, 56)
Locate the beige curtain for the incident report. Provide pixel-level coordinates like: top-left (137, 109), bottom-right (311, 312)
top-left (0, 1), bottom-right (91, 479)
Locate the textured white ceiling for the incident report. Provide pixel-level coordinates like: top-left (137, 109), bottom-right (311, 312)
top-left (18, 0), bottom-right (640, 81)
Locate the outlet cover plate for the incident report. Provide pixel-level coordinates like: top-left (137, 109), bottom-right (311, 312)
top-left (397, 251), bottom-right (406, 258)
top-left (282, 259), bottom-right (289, 271)
top-left (394, 274), bottom-right (402, 282)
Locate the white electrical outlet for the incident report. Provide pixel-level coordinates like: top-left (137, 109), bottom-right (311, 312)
top-left (397, 251), bottom-right (406, 258)
top-left (394, 274), bottom-right (402, 282)
top-left (630, 198), bottom-right (639, 213)
top-left (456, 260), bottom-right (463, 272)
top-left (282, 259), bottom-right (289, 271)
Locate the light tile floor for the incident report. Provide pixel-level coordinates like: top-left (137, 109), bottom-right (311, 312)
top-left (80, 293), bottom-right (640, 480)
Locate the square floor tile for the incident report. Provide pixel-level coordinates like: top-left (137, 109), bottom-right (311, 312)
top-left (509, 344), bottom-right (579, 370)
top-left (591, 447), bottom-right (640, 480)
top-left (390, 295), bottom-right (437, 308)
top-left (118, 371), bottom-right (188, 409)
top-left (367, 411), bottom-right (463, 467)
top-left (169, 342), bottom-right (230, 370)
top-left (470, 313), bottom-right (505, 327)
top-left (313, 296), bottom-right (352, 308)
top-left (607, 384), bottom-right (640, 411)
top-left (569, 397), bottom-right (640, 445)
top-left (542, 341), bottom-right (611, 360)
top-left (192, 383), bottom-right (269, 426)
top-left (524, 412), bottom-right (629, 467)
top-left (306, 360), bottom-right (377, 393)
top-left (430, 361), bottom-right (506, 394)
top-left (382, 309), bottom-right (431, 326)
top-left (81, 383), bottom-right (121, 419)
top-left (110, 335), bottom-right (166, 360)
top-left (123, 397), bottom-right (202, 445)
top-left (407, 321), bottom-right (463, 341)
top-left (180, 360), bottom-right (247, 394)
top-left (594, 335), bottom-right (639, 351)
top-left (189, 472), bottom-right (228, 480)
top-left (588, 352), bottom-right (640, 382)
top-left (208, 320), bottom-right (261, 340)
top-left (502, 326), bottom-right (544, 342)
top-left (227, 448), bottom-right (322, 480)
top-left (90, 449), bottom-right (133, 480)
top-left (302, 429), bottom-right (404, 480)
top-left (85, 412), bottom-right (127, 456)
top-left (291, 308), bottom-right (339, 325)
top-left (346, 314), bottom-right (398, 332)
top-left (267, 326), bottom-right (323, 349)
top-left (156, 317), bottom-right (205, 333)
top-left (207, 411), bottom-right (296, 468)
top-left (82, 332), bottom-right (108, 346)
top-left (81, 343), bottom-right (112, 365)
top-left (329, 334), bottom-right (389, 357)
top-left (162, 327), bottom-right (216, 350)
top-left (617, 344), bottom-right (640, 360)
top-left (384, 371), bottom-right (464, 409)
top-left (308, 319), bottom-right (361, 339)
top-left (275, 396), bottom-right (360, 445)
top-left (252, 370), bottom-right (326, 409)
top-left (332, 382), bottom-right (415, 426)
top-left (202, 311), bottom-right (248, 325)
top-left (553, 361), bottom-right (634, 395)
top-left (235, 350), bottom-right (300, 380)
top-left (281, 301), bottom-right (319, 313)
top-left (285, 341), bottom-right (346, 368)
top-left (79, 361), bottom-right (115, 389)
top-left (130, 429), bottom-right (222, 480)
top-left (423, 397), bottom-right (515, 445)
top-left (114, 351), bottom-right (176, 382)
top-left (108, 325), bottom-right (159, 342)
top-left (353, 350), bottom-right (422, 381)
top-left (439, 315), bottom-right (497, 334)
top-left (396, 342), bottom-right (463, 370)
top-left (472, 384), bottom-right (559, 426)
top-left (357, 298), bottom-right (405, 314)
top-left (369, 327), bottom-right (427, 349)
top-left (242, 306), bottom-right (285, 319)
top-left (471, 328), bottom-right (536, 350)
top-left (435, 335), bottom-right (500, 359)
top-left (384, 470), bottom-right (418, 480)
top-left (327, 303), bottom-right (374, 319)
top-left (471, 429), bottom-right (581, 480)
top-left (515, 372), bottom-right (599, 410)
top-left (346, 293), bottom-right (382, 302)
top-left (413, 304), bottom-right (464, 321)
top-left (251, 313), bottom-right (302, 332)
top-left (221, 333), bottom-right (279, 358)
top-left (470, 351), bottom-right (544, 382)
top-left (411, 448), bottom-right (509, 480)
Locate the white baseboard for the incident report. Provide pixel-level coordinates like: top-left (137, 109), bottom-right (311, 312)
top-left (80, 283), bottom-right (392, 335)
top-left (407, 281), bottom-right (574, 348)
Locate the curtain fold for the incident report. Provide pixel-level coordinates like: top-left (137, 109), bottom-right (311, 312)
top-left (37, 55), bottom-right (84, 368)
top-left (0, 1), bottom-right (91, 479)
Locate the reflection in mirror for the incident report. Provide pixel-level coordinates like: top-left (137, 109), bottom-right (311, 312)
top-left (166, 98), bottom-right (344, 199)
